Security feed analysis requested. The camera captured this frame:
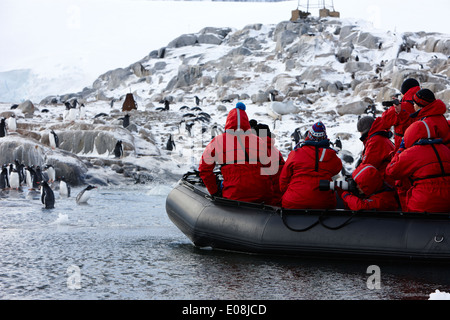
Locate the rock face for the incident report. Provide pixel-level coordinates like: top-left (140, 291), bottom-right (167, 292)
top-left (40, 17), bottom-right (450, 113)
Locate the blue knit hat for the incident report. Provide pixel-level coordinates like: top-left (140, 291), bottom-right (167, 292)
top-left (307, 121), bottom-right (327, 141)
top-left (236, 102), bottom-right (246, 111)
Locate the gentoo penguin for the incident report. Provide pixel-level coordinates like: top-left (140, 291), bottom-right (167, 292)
top-left (166, 134), bottom-right (176, 151)
top-left (79, 103), bottom-right (86, 120)
top-left (291, 128), bottom-right (302, 148)
top-left (49, 130), bottom-right (59, 149)
top-left (0, 118), bottom-right (7, 137)
top-left (114, 140), bottom-right (123, 158)
top-left (40, 180), bottom-right (55, 209)
top-left (35, 166), bottom-right (43, 183)
top-left (0, 165), bottom-right (9, 189)
top-left (14, 159), bottom-right (25, 185)
top-left (44, 164), bottom-right (56, 183)
top-left (7, 115), bottom-right (16, 132)
top-left (67, 105), bottom-right (77, 122)
top-left (63, 102), bottom-right (71, 121)
top-left (9, 167), bottom-right (20, 190)
top-left (59, 176), bottom-right (70, 198)
top-left (120, 114), bottom-right (130, 128)
top-left (25, 166), bottom-right (34, 189)
top-left (211, 124), bottom-right (223, 139)
top-left (76, 185), bottom-right (97, 204)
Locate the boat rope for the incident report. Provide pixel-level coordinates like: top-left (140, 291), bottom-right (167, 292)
top-left (279, 208), bottom-right (320, 232)
top-left (318, 212), bottom-right (357, 230)
top-left (279, 208), bottom-right (357, 232)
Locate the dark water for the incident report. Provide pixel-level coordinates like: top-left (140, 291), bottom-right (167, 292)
top-left (0, 185), bottom-right (449, 300)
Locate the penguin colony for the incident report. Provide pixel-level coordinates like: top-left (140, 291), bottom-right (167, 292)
top-left (0, 160), bottom-right (95, 209)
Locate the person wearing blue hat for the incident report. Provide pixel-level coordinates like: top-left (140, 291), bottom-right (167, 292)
top-left (198, 102), bottom-right (274, 204)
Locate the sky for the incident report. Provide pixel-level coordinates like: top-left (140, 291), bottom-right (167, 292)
top-left (0, 0), bottom-right (449, 102)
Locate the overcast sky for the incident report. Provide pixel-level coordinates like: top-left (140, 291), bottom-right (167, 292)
top-left (0, 0), bottom-right (448, 80)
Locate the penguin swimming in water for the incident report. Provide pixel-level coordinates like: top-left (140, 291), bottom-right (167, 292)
top-left (0, 118), bottom-right (7, 137)
top-left (76, 185), bottom-right (97, 204)
top-left (40, 180), bottom-right (55, 209)
top-left (49, 130), bottom-right (59, 149)
top-left (114, 140), bottom-right (123, 158)
top-left (166, 134), bottom-right (176, 151)
top-left (59, 176), bottom-right (71, 198)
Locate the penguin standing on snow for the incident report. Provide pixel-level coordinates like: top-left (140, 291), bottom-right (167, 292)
top-left (79, 103), bottom-right (86, 120)
top-left (63, 102), bottom-right (71, 121)
top-left (76, 185), bottom-right (97, 204)
top-left (40, 180), bottom-right (55, 209)
top-left (114, 140), bottom-right (123, 158)
top-left (49, 130), bottom-right (59, 149)
top-left (9, 167), bottom-right (20, 190)
top-left (166, 134), bottom-right (176, 151)
top-left (14, 159), bottom-right (25, 185)
top-left (59, 176), bottom-right (71, 198)
top-left (0, 118), bottom-right (7, 137)
top-left (0, 165), bottom-right (10, 189)
top-left (120, 114), bottom-right (130, 128)
top-left (7, 114), bottom-right (16, 132)
top-left (44, 164), bottom-right (56, 183)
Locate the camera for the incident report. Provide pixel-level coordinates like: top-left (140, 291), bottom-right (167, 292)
top-left (319, 179), bottom-right (357, 193)
top-left (382, 99), bottom-right (400, 107)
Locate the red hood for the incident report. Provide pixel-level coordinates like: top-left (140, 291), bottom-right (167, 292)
top-left (225, 108), bottom-right (251, 131)
top-left (415, 99), bottom-right (447, 119)
top-left (366, 117), bottom-right (388, 137)
top-left (404, 120), bottom-right (439, 148)
top-left (352, 164), bottom-right (383, 196)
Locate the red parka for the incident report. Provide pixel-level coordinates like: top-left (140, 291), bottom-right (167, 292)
top-left (261, 136), bottom-right (285, 206)
top-left (386, 120), bottom-right (450, 213)
top-left (279, 140), bottom-right (342, 209)
top-left (341, 164), bottom-right (399, 211)
top-left (358, 117), bottom-right (395, 185)
top-left (410, 98), bottom-right (449, 147)
top-left (199, 106), bottom-right (274, 203)
top-left (379, 86), bottom-right (420, 152)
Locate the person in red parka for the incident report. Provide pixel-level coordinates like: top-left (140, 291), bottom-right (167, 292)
top-left (279, 121), bottom-right (342, 209)
top-left (356, 116), bottom-right (395, 186)
top-left (198, 102), bottom-right (274, 204)
top-left (386, 120), bottom-right (450, 213)
top-left (379, 78), bottom-right (421, 153)
top-left (339, 164), bottom-right (399, 211)
top-left (410, 88), bottom-right (449, 147)
top-left (253, 122), bottom-right (285, 207)
top-left (376, 79), bottom-right (420, 211)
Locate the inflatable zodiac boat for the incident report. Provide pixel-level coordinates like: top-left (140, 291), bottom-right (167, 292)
top-left (165, 172), bottom-right (450, 262)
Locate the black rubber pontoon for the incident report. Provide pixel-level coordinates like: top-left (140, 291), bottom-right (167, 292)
top-left (165, 172), bottom-right (450, 262)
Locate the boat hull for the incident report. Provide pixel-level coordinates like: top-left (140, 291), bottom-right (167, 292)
top-left (166, 180), bottom-right (450, 262)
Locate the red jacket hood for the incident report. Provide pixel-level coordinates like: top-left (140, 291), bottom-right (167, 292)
top-left (366, 117), bottom-right (390, 138)
top-left (225, 108), bottom-right (251, 131)
top-left (404, 120), bottom-right (440, 148)
top-left (415, 99), bottom-right (447, 119)
top-left (352, 164), bottom-right (383, 196)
